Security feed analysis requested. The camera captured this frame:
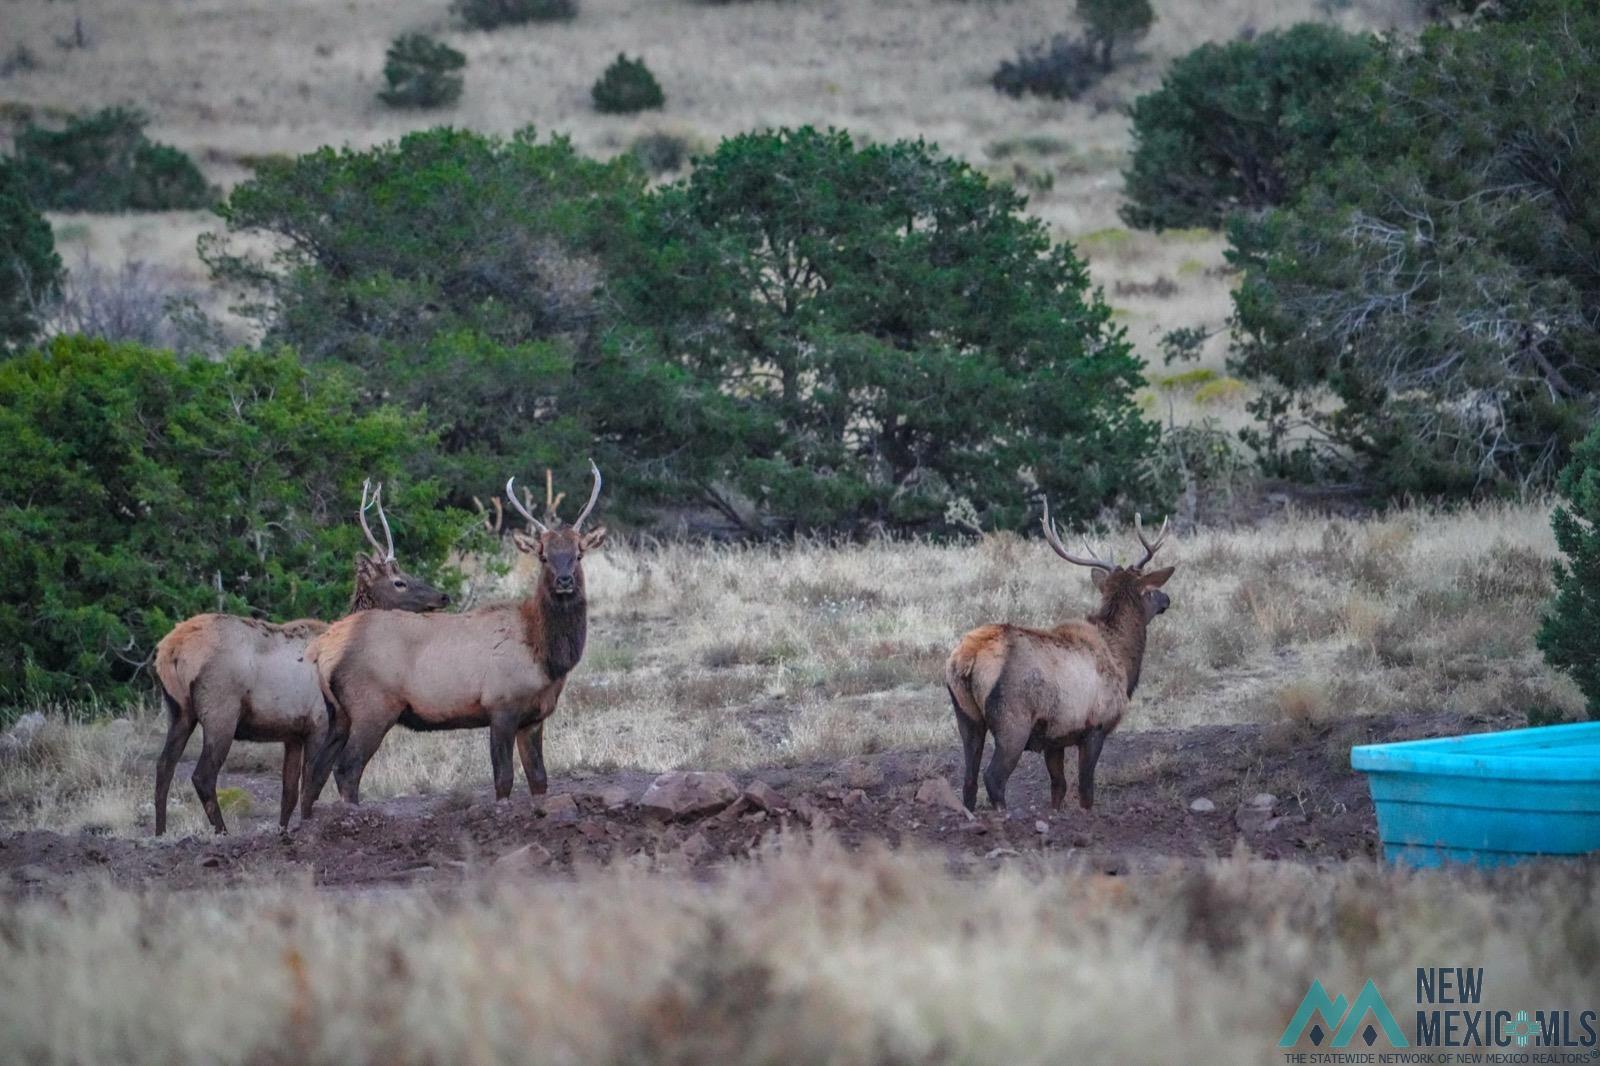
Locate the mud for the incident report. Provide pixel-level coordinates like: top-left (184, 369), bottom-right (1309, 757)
top-left (0, 707), bottom-right (1519, 893)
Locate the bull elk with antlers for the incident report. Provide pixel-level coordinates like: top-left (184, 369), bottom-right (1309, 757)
top-left (301, 463), bottom-right (607, 814)
top-left (945, 507), bottom-right (1174, 813)
top-left (152, 482), bottom-right (450, 835)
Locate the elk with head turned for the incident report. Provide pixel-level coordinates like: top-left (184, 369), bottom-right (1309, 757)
top-left (944, 506), bottom-right (1174, 814)
top-left (152, 481), bottom-right (450, 835)
top-left (301, 462), bottom-right (607, 815)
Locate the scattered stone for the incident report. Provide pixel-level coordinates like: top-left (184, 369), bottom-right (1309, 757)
top-left (640, 771), bottom-right (740, 821)
top-left (198, 854), bottom-right (225, 868)
top-left (577, 819), bottom-right (607, 841)
top-left (1034, 819), bottom-right (1049, 835)
top-left (678, 831), bottom-right (712, 863)
top-left (536, 793), bottom-right (577, 817)
top-left (915, 777), bottom-right (971, 818)
top-left (11, 863), bottom-right (48, 884)
top-left (843, 789), bottom-right (869, 809)
top-left (7, 711), bottom-right (45, 744)
top-left (596, 785), bottom-right (631, 809)
top-left (985, 847), bottom-right (1019, 860)
top-left (840, 756), bottom-right (885, 791)
top-left (1188, 798), bottom-right (1216, 813)
top-left (1247, 792), bottom-right (1277, 810)
top-left (1263, 814), bottom-right (1308, 833)
top-left (741, 779), bottom-right (787, 813)
top-left (742, 810), bottom-right (768, 824)
top-left (494, 843), bottom-right (551, 870)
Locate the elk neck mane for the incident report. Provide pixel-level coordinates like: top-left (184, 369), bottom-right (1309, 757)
top-left (1086, 572), bottom-right (1151, 697)
top-left (519, 584), bottom-right (588, 681)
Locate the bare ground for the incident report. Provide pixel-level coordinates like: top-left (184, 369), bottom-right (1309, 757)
top-left (0, 705), bottom-right (1521, 894)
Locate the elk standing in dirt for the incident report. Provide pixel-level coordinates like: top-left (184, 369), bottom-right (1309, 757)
top-left (945, 507), bottom-right (1174, 813)
top-left (152, 483), bottom-right (449, 835)
top-left (301, 463), bottom-right (606, 815)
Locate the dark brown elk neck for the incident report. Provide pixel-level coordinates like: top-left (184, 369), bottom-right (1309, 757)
top-left (1088, 584), bottom-right (1150, 697)
top-left (520, 583), bottom-right (588, 680)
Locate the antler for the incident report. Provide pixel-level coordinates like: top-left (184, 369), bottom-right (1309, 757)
top-left (359, 479), bottom-right (396, 561)
top-left (1040, 497), bottom-right (1115, 572)
top-left (1132, 513), bottom-right (1171, 570)
top-left (572, 460), bottom-right (602, 531)
top-left (505, 477), bottom-right (552, 535)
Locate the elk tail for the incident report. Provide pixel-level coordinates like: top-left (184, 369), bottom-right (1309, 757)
top-left (944, 640), bottom-right (987, 724)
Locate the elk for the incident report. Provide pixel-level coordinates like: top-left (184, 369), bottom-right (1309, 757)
top-left (944, 506), bottom-right (1174, 814)
top-left (301, 462), bottom-right (606, 815)
top-left (152, 482), bottom-right (449, 835)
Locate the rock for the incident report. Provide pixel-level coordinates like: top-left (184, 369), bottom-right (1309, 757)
top-left (742, 810), bottom-right (768, 824)
top-left (595, 785), bottom-right (631, 810)
top-left (741, 780), bottom-right (787, 813)
top-left (915, 777), bottom-right (971, 818)
top-left (639, 771), bottom-right (740, 821)
top-left (536, 793), bottom-right (577, 817)
top-left (11, 863), bottom-right (48, 884)
top-left (985, 847), bottom-right (1019, 860)
top-left (1034, 819), bottom-right (1049, 835)
top-left (677, 832), bottom-right (711, 864)
top-left (1235, 793), bottom-right (1280, 833)
top-left (1263, 814), bottom-right (1308, 833)
top-left (577, 819), bottom-right (607, 841)
top-left (840, 756), bottom-right (885, 791)
top-left (1188, 798), bottom-right (1216, 813)
top-left (198, 854), bottom-right (225, 868)
top-left (1246, 792), bottom-right (1277, 810)
top-left (6, 712), bottom-right (45, 745)
top-left (843, 789), bottom-right (869, 809)
top-left (494, 843), bottom-right (551, 870)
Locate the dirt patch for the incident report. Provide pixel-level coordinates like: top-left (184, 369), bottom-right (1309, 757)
top-left (0, 708), bottom-right (1520, 894)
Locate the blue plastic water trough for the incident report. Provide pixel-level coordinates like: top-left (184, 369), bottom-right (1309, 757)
top-left (1351, 722), bottom-right (1600, 867)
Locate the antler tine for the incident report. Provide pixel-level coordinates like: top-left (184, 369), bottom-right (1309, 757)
top-left (572, 459), bottom-right (602, 531)
top-left (1040, 497), bottom-right (1115, 571)
top-left (372, 483), bottom-right (396, 561)
top-left (505, 477), bottom-right (552, 535)
top-left (358, 478), bottom-right (388, 558)
top-left (1132, 512), bottom-right (1171, 570)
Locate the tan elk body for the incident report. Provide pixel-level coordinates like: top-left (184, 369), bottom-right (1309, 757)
top-left (152, 484), bottom-right (448, 834)
top-left (945, 507), bottom-right (1174, 813)
top-left (301, 464), bottom-right (606, 815)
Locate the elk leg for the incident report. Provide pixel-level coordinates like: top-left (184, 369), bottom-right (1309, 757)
top-left (1078, 726), bottom-right (1106, 810)
top-left (951, 696), bottom-right (987, 813)
top-left (279, 738), bottom-right (304, 831)
top-left (516, 723), bottom-right (547, 798)
top-left (191, 726), bottom-right (235, 835)
top-left (334, 717), bottom-right (393, 806)
top-left (489, 716), bottom-right (517, 801)
top-left (1045, 745), bottom-right (1068, 810)
top-left (302, 731), bottom-right (345, 819)
top-left (982, 724), bottom-right (1027, 813)
top-left (153, 692), bottom-right (197, 836)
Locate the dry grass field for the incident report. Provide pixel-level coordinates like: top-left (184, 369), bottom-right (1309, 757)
top-left (0, 500), bottom-right (1577, 837)
top-left (3, 842), bottom-right (1597, 1065)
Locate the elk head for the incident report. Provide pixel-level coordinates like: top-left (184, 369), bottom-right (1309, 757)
top-left (354, 479), bottom-right (451, 611)
top-left (506, 461), bottom-right (607, 601)
top-left (1040, 502), bottom-right (1174, 621)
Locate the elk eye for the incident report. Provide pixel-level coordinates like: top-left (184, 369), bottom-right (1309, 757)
top-left (394, 580), bottom-right (407, 589)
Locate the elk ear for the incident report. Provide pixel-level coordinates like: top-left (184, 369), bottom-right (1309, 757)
top-left (1090, 568), bottom-right (1109, 591)
top-left (580, 526), bottom-right (608, 553)
top-left (512, 531), bottom-right (542, 557)
top-left (1141, 565), bottom-right (1175, 589)
top-left (355, 553), bottom-right (379, 581)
